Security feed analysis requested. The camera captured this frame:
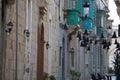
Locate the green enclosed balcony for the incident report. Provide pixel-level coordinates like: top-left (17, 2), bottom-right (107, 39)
top-left (64, 0), bottom-right (81, 26)
top-left (66, 10), bottom-right (80, 26)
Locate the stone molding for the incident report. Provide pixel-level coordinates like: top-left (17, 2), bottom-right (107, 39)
top-left (6, 0), bottom-right (15, 5)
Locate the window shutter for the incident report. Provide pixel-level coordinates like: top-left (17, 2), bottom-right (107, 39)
top-left (64, 0), bottom-right (73, 10)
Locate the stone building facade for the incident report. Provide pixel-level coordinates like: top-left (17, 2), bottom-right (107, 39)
top-left (0, 0), bottom-right (112, 80)
top-left (2, 0), bottom-right (39, 80)
top-left (0, 0), bottom-right (66, 80)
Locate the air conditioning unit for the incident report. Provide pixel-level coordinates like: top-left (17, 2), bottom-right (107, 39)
top-left (6, 0), bottom-right (15, 5)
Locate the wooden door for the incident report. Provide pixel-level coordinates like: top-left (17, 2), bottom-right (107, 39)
top-left (37, 23), bottom-right (44, 80)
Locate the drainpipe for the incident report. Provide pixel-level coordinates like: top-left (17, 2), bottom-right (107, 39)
top-left (15, 0), bottom-right (18, 80)
top-left (1, 0), bottom-right (6, 80)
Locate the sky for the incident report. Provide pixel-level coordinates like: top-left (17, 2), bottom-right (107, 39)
top-left (108, 0), bottom-right (120, 68)
top-left (108, 0), bottom-right (120, 28)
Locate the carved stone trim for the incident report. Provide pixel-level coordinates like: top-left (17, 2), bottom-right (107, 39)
top-left (114, 0), bottom-right (120, 7)
top-left (117, 7), bottom-right (120, 17)
top-left (39, 7), bottom-right (47, 19)
top-left (6, 0), bottom-right (15, 5)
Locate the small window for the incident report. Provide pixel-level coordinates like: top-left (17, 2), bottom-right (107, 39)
top-left (59, 47), bottom-right (62, 66)
top-left (64, 0), bottom-right (73, 9)
top-left (71, 53), bottom-right (74, 67)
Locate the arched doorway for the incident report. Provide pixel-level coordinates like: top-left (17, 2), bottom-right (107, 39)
top-left (37, 23), bottom-right (44, 80)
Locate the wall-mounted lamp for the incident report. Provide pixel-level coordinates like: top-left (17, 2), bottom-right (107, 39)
top-left (112, 32), bottom-right (117, 38)
top-left (24, 29), bottom-right (30, 37)
top-left (116, 43), bottom-right (120, 49)
top-left (112, 31), bottom-right (118, 45)
top-left (5, 21), bottom-right (13, 33)
top-left (79, 30), bottom-right (92, 47)
top-left (76, 31), bottom-right (81, 41)
top-left (115, 39), bottom-right (118, 44)
top-left (69, 48), bottom-right (74, 53)
top-left (87, 46), bottom-right (90, 51)
top-left (63, 24), bottom-right (67, 30)
top-left (107, 26), bottom-right (111, 29)
top-left (69, 35), bottom-right (72, 41)
top-left (100, 33), bottom-right (104, 39)
top-left (44, 41), bottom-right (50, 50)
top-left (101, 40), bottom-right (111, 50)
top-left (83, 30), bottom-right (89, 35)
top-left (83, 2), bottom-right (90, 17)
top-left (59, 23), bottom-right (67, 30)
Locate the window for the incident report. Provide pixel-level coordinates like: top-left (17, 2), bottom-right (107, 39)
top-left (71, 53), bottom-right (74, 67)
top-left (59, 47), bottom-right (62, 66)
top-left (64, 0), bottom-right (73, 9)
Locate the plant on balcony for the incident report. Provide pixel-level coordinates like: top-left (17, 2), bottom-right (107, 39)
top-left (108, 67), bottom-right (114, 74)
top-left (49, 75), bottom-right (56, 80)
top-left (113, 53), bottom-right (120, 80)
top-left (43, 72), bottom-right (56, 80)
top-left (70, 70), bottom-right (81, 80)
top-left (43, 72), bottom-right (49, 80)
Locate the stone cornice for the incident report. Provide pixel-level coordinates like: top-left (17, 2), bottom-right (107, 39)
top-left (117, 7), bottom-right (120, 17)
top-left (114, 0), bottom-right (120, 7)
top-left (39, 0), bottom-right (48, 19)
top-left (114, 0), bottom-right (120, 17)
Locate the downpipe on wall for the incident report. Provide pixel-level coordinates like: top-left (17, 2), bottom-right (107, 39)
top-left (1, 0), bottom-right (7, 80)
top-left (15, 0), bottom-right (18, 80)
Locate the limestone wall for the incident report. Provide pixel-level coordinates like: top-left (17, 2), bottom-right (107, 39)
top-left (4, 0), bottom-right (39, 80)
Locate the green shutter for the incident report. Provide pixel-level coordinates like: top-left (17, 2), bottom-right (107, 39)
top-left (96, 26), bottom-right (102, 37)
top-left (66, 10), bottom-right (80, 26)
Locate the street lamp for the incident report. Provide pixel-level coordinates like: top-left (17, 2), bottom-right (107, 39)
top-left (83, 1), bottom-right (90, 17)
top-left (111, 31), bottom-right (120, 50)
top-left (99, 33), bottom-right (111, 50)
top-left (112, 31), bottom-right (118, 44)
top-left (24, 29), bottom-right (30, 37)
top-left (44, 41), bottom-right (50, 50)
top-left (76, 31), bottom-right (81, 41)
top-left (77, 30), bottom-right (93, 49)
top-left (69, 48), bottom-right (74, 53)
top-left (112, 31), bottom-right (117, 38)
top-left (69, 48), bottom-right (74, 67)
top-left (6, 21), bottom-right (13, 33)
top-left (63, 24), bottom-right (67, 30)
top-left (100, 32), bottom-right (104, 39)
top-left (83, 30), bottom-right (89, 35)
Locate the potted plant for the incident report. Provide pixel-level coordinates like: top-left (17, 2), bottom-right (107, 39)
top-left (43, 72), bottom-right (49, 80)
top-left (75, 72), bottom-right (81, 80)
top-left (49, 75), bottom-right (56, 80)
top-left (113, 54), bottom-right (120, 80)
top-left (70, 70), bottom-right (75, 80)
top-left (70, 70), bottom-right (81, 80)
